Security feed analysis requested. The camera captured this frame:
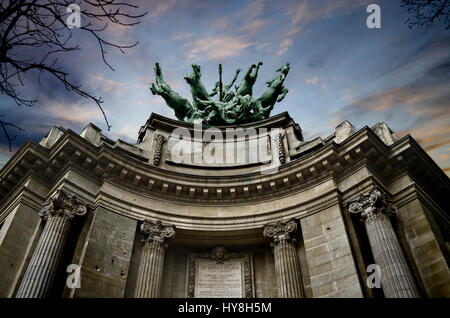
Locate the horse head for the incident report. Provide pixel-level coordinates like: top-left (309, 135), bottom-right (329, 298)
top-left (278, 63), bottom-right (290, 76)
top-left (184, 64), bottom-right (202, 83)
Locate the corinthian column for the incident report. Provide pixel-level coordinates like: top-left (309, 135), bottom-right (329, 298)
top-left (264, 219), bottom-right (303, 298)
top-left (348, 187), bottom-right (419, 298)
top-left (16, 190), bottom-right (87, 298)
top-left (134, 220), bottom-right (175, 298)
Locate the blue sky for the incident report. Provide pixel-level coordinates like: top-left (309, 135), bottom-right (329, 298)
top-left (1, 0), bottom-right (449, 175)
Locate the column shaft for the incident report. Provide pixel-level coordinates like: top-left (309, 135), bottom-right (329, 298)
top-left (273, 240), bottom-right (303, 298)
top-left (364, 212), bottom-right (419, 298)
top-left (348, 187), bottom-right (419, 298)
top-left (264, 219), bottom-right (303, 298)
top-left (16, 215), bottom-right (71, 298)
top-left (133, 220), bottom-right (175, 298)
top-left (135, 241), bottom-right (165, 298)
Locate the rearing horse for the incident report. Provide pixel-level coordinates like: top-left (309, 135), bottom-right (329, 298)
top-left (258, 63), bottom-right (290, 112)
top-left (235, 61), bottom-right (263, 97)
top-left (184, 64), bottom-right (211, 110)
top-left (150, 63), bottom-right (193, 121)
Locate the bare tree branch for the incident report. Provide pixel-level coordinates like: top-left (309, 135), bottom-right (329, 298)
top-left (0, 115), bottom-right (25, 151)
top-left (0, 0), bottom-right (147, 150)
top-left (401, 0), bottom-right (450, 30)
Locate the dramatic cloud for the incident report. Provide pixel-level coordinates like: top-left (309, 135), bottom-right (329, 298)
top-left (186, 36), bottom-right (253, 60)
top-left (333, 54), bottom-right (450, 174)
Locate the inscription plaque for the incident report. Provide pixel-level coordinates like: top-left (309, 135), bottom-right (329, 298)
top-left (195, 259), bottom-right (242, 298)
top-left (186, 247), bottom-right (254, 298)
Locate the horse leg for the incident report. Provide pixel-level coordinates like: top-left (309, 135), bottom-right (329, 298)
top-left (154, 63), bottom-right (165, 86)
top-left (150, 83), bottom-right (160, 95)
top-left (226, 68), bottom-right (241, 90)
top-left (252, 61), bottom-right (263, 78)
top-left (244, 64), bottom-right (255, 79)
top-left (277, 87), bottom-right (289, 102)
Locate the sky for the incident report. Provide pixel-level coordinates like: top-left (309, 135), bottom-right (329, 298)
top-left (0, 0), bottom-right (449, 176)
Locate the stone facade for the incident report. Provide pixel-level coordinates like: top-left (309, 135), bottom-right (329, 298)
top-left (0, 112), bottom-right (448, 298)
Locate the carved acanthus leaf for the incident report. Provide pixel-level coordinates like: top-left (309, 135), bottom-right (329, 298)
top-left (141, 219), bottom-right (175, 245)
top-left (39, 189), bottom-right (88, 220)
top-left (263, 219), bottom-right (297, 245)
top-left (348, 187), bottom-right (397, 220)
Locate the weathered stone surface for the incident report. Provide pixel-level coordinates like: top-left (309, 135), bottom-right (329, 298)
top-left (301, 205), bottom-right (363, 298)
top-left (0, 204), bottom-right (41, 297)
top-left (253, 248), bottom-right (278, 298)
top-left (72, 207), bottom-right (136, 298)
top-left (395, 197), bottom-right (450, 297)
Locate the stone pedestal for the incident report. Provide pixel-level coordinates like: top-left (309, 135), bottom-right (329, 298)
top-left (16, 190), bottom-right (87, 298)
top-left (349, 187), bottom-right (419, 298)
top-left (134, 220), bottom-right (175, 298)
top-left (264, 219), bottom-right (303, 298)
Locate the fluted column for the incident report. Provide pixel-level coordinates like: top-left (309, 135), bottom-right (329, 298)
top-left (264, 219), bottom-right (303, 298)
top-left (349, 187), bottom-right (419, 298)
top-left (134, 220), bottom-right (175, 298)
top-left (16, 190), bottom-right (87, 298)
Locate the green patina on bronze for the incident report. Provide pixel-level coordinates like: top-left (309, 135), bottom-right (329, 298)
top-left (150, 62), bottom-right (290, 126)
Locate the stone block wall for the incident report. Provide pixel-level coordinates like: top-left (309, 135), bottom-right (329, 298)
top-left (396, 198), bottom-right (450, 297)
top-left (0, 204), bottom-right (41, 297)
top-left (73, 207), bottom-right (136, 298)
top-left (253, 247), bottom-right (278, 298)
top-left (160, 248), bottom-right (188, 298)
top-left (300, 205), bottom-right (363, 297)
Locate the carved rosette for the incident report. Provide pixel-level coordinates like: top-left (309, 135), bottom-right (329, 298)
top-left (274, 132), bottom-right (286, 164)
top-left (263, 219), bottom-right (297, 250)
top-left (39, 190), bottom-right (88, 221)
top-left (348, 187), bottom-right (397, 223)
top-left (153, 134), bottom-right (165, 166)
top-left (140, 219), bottom-right (175, 247)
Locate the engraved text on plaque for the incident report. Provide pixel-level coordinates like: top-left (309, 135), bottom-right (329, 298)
top-left (194, 259), bottom-right (242, 298)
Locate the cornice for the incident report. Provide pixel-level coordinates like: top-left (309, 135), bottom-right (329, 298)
top-left (92, 188), bottom-right (341, 230)
top-left (1, 120), bottom-right (448, 209)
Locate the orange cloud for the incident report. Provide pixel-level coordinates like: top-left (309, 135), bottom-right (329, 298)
top-left (306, 76), bottom-right (319, 85)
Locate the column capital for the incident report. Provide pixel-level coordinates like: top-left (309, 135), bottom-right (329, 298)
top-left (348, 187), bottom-right (397, 221)
top-left (263, 219), bottom-right (297, 246)
top-left (39, 189), bottom-right (88, 220)
top-left (140, 219), bottom-right (175, 246)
